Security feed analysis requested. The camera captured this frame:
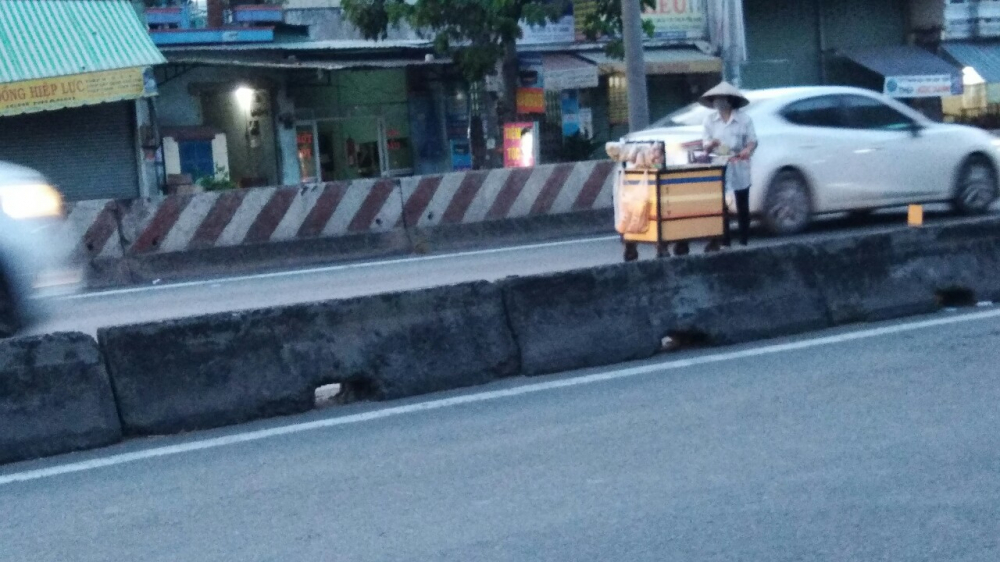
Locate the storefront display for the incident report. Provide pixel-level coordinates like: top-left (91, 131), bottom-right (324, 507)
top-left (503, 122), bottom-right (539, 168)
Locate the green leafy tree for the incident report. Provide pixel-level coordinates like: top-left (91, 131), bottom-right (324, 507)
top-left (577, 0), bottom-right (655, 59)
top-left (343, 1), bottom-right (562, 124)
top-left (342, 0), bottom-right (652, 159)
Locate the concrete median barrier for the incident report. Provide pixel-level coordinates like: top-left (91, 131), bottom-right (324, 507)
top-left (279, 282), bottom-right (518, 400)
top-left (26, 214), bottom-right (1000, 455)
top-left (0, 332), bottom-right (121, 465)
top-left (501, 242), bottom-right (830, 377)
top-left (98, 281), bottom-right (518, 435)
top-left (99, 310), bottom-right (312, 436)
top-left (811, 217), bottom-right (1000, 324)
top-left (501, 265), bottom-right (660, 376)
top-left (399, 161), bottom-right (616, 254)
top-left (59, 162), bottom-right (619, 288)
top-left (635, 243), bottom-right (831, 345)
top-left (116, 181), bottom-right (411, 284)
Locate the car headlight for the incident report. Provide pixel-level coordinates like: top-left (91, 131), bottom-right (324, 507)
top-left (0, 183), bottom-right (63, 220)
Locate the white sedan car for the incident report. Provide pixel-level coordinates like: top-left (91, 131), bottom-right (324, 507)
top-left (624, 86), bottom-right (1000, 234)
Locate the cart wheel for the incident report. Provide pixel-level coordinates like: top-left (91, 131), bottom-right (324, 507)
top-left (673, 241), bottom-right (690, 256)
top-left (623, 242), bottom-right (639, 262)
top-left (656, 243), bottom-right (671, 258)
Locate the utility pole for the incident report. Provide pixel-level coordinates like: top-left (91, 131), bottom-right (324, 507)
top-left (621, 0), bottom-right (650, 132)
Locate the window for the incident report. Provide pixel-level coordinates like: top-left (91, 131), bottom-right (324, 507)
top-left (780, 96), bottom-right (845, 128)
top-left (178, 140), bottom-right (215, 180)
top-left (841, 95), bottom-right (915, 131)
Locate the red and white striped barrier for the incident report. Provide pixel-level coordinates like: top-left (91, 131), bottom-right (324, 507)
top-left (59, 200), bottom-right (124, 263)
top-left (56, 161), bottom-right (616, 261)
top-left (399, 160), bottom-right (615, 228)
top-left (118, 178), bottom-right (401, 255)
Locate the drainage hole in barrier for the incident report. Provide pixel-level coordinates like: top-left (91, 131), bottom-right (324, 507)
top-left (662, 330), bottom-right (710, 352)
top-left (314, 378), bottom-right (377, 408)
top-left (314, 383), bottom-right (341, 409)
top-left (936, 287), bottom-right (977, 309)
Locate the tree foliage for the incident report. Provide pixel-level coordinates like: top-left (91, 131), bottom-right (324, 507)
top-left (342, 0), bottom-right (569, 84)
top-left (577, 0), bottom-right (656, 59)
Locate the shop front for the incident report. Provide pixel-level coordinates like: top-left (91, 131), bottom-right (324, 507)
top-left (836, 46), bottom-right (963, 121)
top-left (580, 48), bottom-right (722, 141)
top-left (912, 1), bottom-right (1000, 125)
top-left (0, 0), bottom-right (165, 201)
top-left (504, 52), bottom-right (601, 165)
top-left (291, 68), bottom-right (417, 182)
top-left (154, 61), bottom-right (294, 190)
top-left (940, 43), bottom-right (1000, 124)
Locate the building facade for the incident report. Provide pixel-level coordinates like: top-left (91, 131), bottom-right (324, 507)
top-left (742, 0), bottom-right (968, 121)
top-left (0, 0), bottom-right (165, 201)
top-left (913, 0), bottom-right (1000, 125)
top-left (144, 0), bottom-right (734, 190)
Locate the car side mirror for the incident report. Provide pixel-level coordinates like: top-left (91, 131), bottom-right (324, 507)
top-left (908, 122), bottom-right (923, 138)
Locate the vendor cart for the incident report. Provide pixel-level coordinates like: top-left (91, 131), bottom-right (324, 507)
top-left (608, 141), bottom-right (727, 261)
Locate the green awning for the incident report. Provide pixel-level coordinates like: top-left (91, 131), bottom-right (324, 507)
top-left (0, 0), bottom-right (165, 84)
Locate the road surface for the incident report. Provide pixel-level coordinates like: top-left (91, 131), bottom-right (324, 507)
top-left (3, 308), bottom-right (999, 561)
top-left (34, 208), bottom-right (989, 336)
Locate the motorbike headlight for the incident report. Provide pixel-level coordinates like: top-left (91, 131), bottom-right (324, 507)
top-left (0, 183), bottom-right (63, 220)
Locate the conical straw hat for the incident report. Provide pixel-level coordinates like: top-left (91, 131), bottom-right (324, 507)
top-left (699, 81), bottom-right (749, 109)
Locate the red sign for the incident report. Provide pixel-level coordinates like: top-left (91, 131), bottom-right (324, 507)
top-left (503, 122), bottom-right (536, 168)
top-left (516, 87), bottom-right (545, 114)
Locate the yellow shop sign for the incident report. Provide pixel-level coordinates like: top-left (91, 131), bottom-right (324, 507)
top-left (0, 67), bottom-right (155, 117)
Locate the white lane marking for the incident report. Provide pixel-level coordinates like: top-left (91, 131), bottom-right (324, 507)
top-left (2, 308), bottom-right (998, 487)
top-left (45, 234), bottom-right (620, 302)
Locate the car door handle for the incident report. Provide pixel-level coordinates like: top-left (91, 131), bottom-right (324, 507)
top-left (853, 147), bottom-right (882, 154)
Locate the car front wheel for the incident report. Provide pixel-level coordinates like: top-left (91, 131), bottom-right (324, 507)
top-left (763, 169), bottom-right (812, 235)
top-left (954, 156), bottom-right (999, 214)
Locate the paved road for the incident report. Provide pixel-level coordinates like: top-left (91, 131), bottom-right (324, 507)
top-left (3, 309), bottom-right (999, 561)
top-left (33, 208), bottom-right (991, 336)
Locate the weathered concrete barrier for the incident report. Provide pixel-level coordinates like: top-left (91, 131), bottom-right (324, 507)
top-left (399, 161), bottom-right (614, 229)
top-left (636, 242), bottom-right (831, 345)
top-left (810, 217), bottom-right (1000, 324)
top-left (6, 215), bottom-right (998, 464)
top-left (118, 179), bottom-right (405, 256)
top-left (98, 282), bottom-right (518, 435)
top-left (57, 161), bottom-right (618, 287)
top-left (502, 264), bottom-right (660, 376)
top-left (503, 242), bottom-right (831, 377)
top-left (0, 332), bottom-right (121, 465)
top-left (58, 200), bottom-right (131, 286)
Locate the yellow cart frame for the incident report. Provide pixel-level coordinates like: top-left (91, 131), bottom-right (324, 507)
top-left (618, 164), bottom-right (727, 261)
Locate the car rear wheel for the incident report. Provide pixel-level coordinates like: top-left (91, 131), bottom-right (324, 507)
top-left (763, 169), bottom-right (811, 235)
top-left (954, 156), bottom-right (999, 214)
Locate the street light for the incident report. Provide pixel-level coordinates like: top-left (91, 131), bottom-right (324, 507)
top-left (235, 86), bottom-right (255, 112)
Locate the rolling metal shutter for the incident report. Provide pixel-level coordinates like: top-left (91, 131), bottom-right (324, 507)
top-left (0, 102), bottom-right (139, 201)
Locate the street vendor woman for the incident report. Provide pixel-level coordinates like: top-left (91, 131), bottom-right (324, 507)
top-left (700, 82), bottom-right (757, 248)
